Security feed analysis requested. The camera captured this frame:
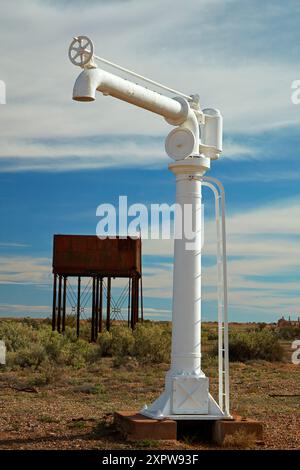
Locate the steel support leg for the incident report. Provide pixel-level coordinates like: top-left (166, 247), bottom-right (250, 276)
top-left (106, 277), bottom-right (111, 331)
top-left (76, 276), bottom-right (81, 338)
top-left (95, 276), bottom-right (99, 340)
top-left (62, 276), bottom-right (67, 333)
top-left (91, 276), bottom-right (96, 342)
top-left (52, 274), bottom-right (57, 331)
top-left (99, 277), bottom-right (103, 333)
top-left (57, 275), bottom-right (62, 333)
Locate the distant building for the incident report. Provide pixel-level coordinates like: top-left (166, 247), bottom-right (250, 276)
top-left (277, 316), bottom-right (300, 328)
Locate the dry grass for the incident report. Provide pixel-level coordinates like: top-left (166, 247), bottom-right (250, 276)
top-left (0, 320), bottom-right (299, 450)
top-left (221, 430), bottom-right (257, 449)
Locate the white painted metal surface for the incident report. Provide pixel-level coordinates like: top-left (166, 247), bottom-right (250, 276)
top-left (69, 36), bottom-right (231, 420)
top-left (73, 68), bottom-right (190, 126)
top-left (69, 36), bottom-right (94, 67)
top-left (69, 35), bottom-right (193, 101)
top-left (201, 177), bottom-right (230, 415)
top-left (200, 108), bottom-right (223, 160)
top-left (141, 163), bottom-right (229, 420)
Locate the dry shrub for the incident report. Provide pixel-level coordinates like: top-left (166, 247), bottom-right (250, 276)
top-left (0, 321), bottom-right (38, 352)
top-left (212, 329), bottom-right (284, 362)
top-left (276, 326), bottom-right (300, 340)
top-left (133, 323), bottom-right (171, 363)
top-left (0, 319), bottom-right (173, 369)
top-left (97, 330), bottom-right (113, 356)
top-left (27, 362), bottom-right (62, 386)
top-left (110, 326), bottom-right (134, 357)
top-left (1, 321), bottom-right (98, 370)
top-left (97, 324), bottom-right (171, 364)
top-left (8, 344), bottom-right (46, 369)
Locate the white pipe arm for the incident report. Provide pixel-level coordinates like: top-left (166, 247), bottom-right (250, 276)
top-left (73, 68), bottom-right (189, 126)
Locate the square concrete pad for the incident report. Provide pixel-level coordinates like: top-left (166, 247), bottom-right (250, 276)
top-left (114, 411), bottom-right (177, 441)
top-left (212, 415), bottom-right (264, 445)
top-left (114, 411), bottom-right (263, 445)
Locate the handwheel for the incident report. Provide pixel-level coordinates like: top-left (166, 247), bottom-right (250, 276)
top-left (68, 36), bottom-right (94, 67)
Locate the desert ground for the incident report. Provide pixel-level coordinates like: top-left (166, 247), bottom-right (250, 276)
top-left (0, 319), bottom-right (299, 450)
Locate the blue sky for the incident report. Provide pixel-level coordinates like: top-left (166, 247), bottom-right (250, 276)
top-left (0, 0), bottom-right (300, 322)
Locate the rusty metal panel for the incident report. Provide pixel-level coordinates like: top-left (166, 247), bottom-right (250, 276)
top-left (53, 235), bottom-right (141, 276)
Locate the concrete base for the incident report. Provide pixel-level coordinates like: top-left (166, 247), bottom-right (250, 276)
top-left (114, 412), bottom-right (177, 441)
top-left (115, 411), bottom-right (263, 445)
top-left (212, 415), bottom-right (264, 445)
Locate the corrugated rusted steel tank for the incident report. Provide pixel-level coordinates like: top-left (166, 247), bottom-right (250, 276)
top-left (53, 235), bottom-right (141, 277)
top-left (51, 235), bottom-right (142, 338)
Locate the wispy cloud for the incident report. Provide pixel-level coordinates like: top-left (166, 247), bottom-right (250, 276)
top-left (0, 194), bottom-right (298, 319)
top-left (0, 303), bottom-right (51, 317)
top-left (0, 256), bottom-right (51, 285)
top-left (143, 307), bottom-right (172, 320)
top-left (0, 0), bottom-right (299, 322)
top-left (141, 196), bottom-right (300, 317)
top-left (0, 0), bottom-right (299, 172)
top-left (0, 242), bottom-right (29, 248)
top-left (0, 136), bottom-right (258, 172)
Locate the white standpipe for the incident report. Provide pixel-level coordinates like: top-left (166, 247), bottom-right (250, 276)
top-left (69, 36), bottom-right (230, 420)
top-left (170, 170), bottom-right (203, 379)
top-left (73, 68), bottom-right (189, 126)
top-left (142, 160), bottom-right (225, 420)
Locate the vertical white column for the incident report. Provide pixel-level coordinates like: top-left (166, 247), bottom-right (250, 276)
top-left (141, 158), bottom-right (228, 419)
top-left (171, 176), bottom-right (202, 375)
top-left (168, 160), bottom-right (209, 378)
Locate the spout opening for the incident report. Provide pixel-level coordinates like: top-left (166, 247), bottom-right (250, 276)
top-left (73, 95), bottom-right (95, 102)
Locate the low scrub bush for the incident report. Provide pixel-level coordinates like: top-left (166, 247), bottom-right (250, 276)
top-left (97, 331), bottom-right (113, 356)
top-left (1, 321), bottom-right (98, 370)
top-left (224, 329), bottom-right (284, 362)
top-left (0, 321), bottom-right (38, 352)
top-left (8, 344), bottom-right (46, 369)
top-left (207, 331), bottom-right (218, 341)
top-left (97, 323), bottom-right (171, 364)
top-left (110, 326), bottom-right (134, 357)
top-left (2, 318), bottom-right (284, 369)
top-left (27, 362), bottom-right (62, 386)
top-left (133, 323), bottom-right (171, 363)
top-left (276, 326), bottom-right (300, 340)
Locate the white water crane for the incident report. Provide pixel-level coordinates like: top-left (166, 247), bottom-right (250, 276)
top-left (69, 36), bottom-right (230, 420)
